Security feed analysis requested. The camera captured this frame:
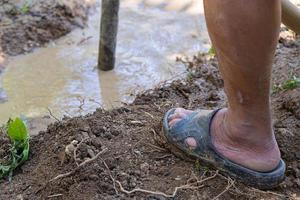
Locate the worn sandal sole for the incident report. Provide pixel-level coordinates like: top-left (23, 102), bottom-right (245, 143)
top-left (161, 108), bottom-right (286, 190)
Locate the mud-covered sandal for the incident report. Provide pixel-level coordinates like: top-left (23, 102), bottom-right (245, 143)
top-left (162, 108), bottom-right (286, 189)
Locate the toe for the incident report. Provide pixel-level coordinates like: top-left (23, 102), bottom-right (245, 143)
top-left (168, 118), bottom-right (182, 127)
top-left (168, 108), bottom-right (194, 128)
top-left (168, 112), bottom-right (186, 122)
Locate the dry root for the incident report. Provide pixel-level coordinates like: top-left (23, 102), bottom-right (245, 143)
top-left (50, 148), bottom-right (108, 182)
top-left (103, 163), bottom-right (219, 199)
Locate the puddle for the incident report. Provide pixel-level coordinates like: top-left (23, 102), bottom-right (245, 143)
top-left (0, 0), bottom-right (210, 125)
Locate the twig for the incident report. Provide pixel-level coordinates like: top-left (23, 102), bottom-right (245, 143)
top-left (101, 159), bottom-right (119, 195)
top-left (153, 103), bottom-right (161, 110)
top-left (116, 171), bottom-right (219, 198)
top-left (248, 187), bottom-right (289, 198)
top-left (77, 97), bottom-right (86, 113)
top-left (130, 138), bottom-right (145, 156)
top-left (116, 180), bottom-right (203, 198)
top-left (47, 107), bottom-right (60, 121)
top-left (141, 141), bottom-right (166, 152)
top-left (150, 128), bottom-right (160, 143)
top-left (143, 111), bottom-right (154, 119)
top-left (132, 138), bottom-right (145, 149)
top-left (50, 148), bottom-right (108, 182)
top-left (77, 36), bottom-right (93, 45)
top-left (47, 194), bottom-right (63, 198)
top-left (212, 177), bottom-right (235, 200)
top-left (176, 87), bottom-right (190, 99)
top-left (154, 154), bottom-right (173, 160)
top-left (187, 171), bottom-right (199, 184)
top-left (199, 171), bottom-right (207, 181)
top-left (230, 184), bottom-right (254, 198)
top-left (73, 138), bottom-right (88, 166)
top-left (218, 173), bottom-right (291, 199)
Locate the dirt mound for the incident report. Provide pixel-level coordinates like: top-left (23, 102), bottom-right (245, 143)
top-left (0, 36), bottom-right (299, 199)
top-left (0, 0), bottom-right (95, 56)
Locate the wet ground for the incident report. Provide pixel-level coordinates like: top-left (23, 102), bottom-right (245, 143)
top-left (0, 0), bottom-right (210, 127)
top-left (0, 38), bottom-right (299, 199)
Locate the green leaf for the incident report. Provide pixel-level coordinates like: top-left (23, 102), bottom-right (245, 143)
top-left (7, 118), bottom-right (28, 142)
top-left (0, 118), bottom-right (30, 180)
top-left (282, 77), bottom-right (300, 90)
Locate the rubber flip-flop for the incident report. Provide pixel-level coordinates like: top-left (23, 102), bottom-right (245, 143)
top-left (162, 108), bottom-right (286, 189)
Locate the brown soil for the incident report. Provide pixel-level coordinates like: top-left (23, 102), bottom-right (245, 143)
top-left (0, 0), bottom-right (95, 56)
top-left (0, 32), bottom-right (299, 199)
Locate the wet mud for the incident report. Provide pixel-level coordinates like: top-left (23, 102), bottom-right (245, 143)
top-left (0, 0), bottom-right (95, 56)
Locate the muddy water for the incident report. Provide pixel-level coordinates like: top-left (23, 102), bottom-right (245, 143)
top-left (0, 0), bottom-right (210, 125)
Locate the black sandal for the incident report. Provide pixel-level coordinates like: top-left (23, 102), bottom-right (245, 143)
top-left (161, 108), bottom-right (286, 189)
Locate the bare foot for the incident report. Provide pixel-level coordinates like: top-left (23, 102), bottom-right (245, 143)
top-left (168, 108), bottom-right (281, 172)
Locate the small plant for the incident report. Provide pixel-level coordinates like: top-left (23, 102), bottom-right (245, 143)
top-left (208, 46), bottom-right (216, 56)
top-left (273, 76), bottom-right (300, 93)
top-left (20, 0), bottom-right (31, 14)
top-left (282, 76), bottom-right (300, 90)
top-left (0, 118), bottom-right (30, 180)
